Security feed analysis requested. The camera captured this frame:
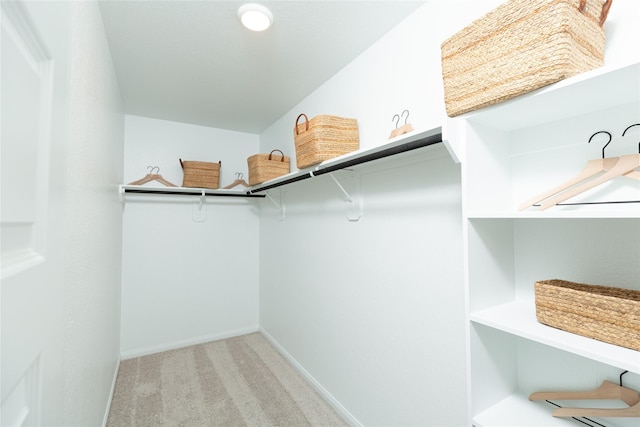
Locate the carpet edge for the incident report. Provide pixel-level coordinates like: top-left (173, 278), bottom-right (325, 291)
top-left (258, 327), bottom-right (362, 427)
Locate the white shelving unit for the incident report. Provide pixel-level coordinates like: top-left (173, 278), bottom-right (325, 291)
top-left (450, 62), bottom-right (640, 427)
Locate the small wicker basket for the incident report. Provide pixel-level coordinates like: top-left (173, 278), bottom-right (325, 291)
top-left (534, 279), bottom-right (640, 351)
top-left (441, 0), bottom-right (611, 117)
top-left (293, 113), bottom-right (359, 169)
top-left (179, 159), bottom-right (221, 189)
top-left (247, 150), bottom-right (290, 186)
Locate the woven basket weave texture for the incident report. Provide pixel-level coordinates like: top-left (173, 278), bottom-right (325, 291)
top-left (293, 114), bottom-right (359, 169)
top-left (441, 0), bottom-right (608, 117)
top-left (180, 159), bottom-right (221, 189)
top-left (535, 279), bottom-right (640, 351)
top-left (247, 150), bottom-right (290, 186)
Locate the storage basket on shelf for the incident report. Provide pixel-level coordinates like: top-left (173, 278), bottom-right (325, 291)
top-left (179, 159), bottom-right (221, 189)
top-left (441, 0), bottom-right (612, 117)
top-left (293, 113), bottom-right (359, 169)
top-left (534, 279), bottom-right (640, 351)
top-left (247, 149), bottom-right (290, 186)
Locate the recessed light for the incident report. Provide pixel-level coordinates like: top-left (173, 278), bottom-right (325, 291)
top-left (238, 3), bottom-right (273, 32)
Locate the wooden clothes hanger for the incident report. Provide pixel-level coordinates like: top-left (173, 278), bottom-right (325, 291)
top-left (529, 378), bottom-right (640, 418)
top-left (519, 157), bottom-right (620, 210)
top-left (128, 166), bottom-right (177, 187)
top-left (520, 127), bottom-right (640, 210)
top-left (388, 110), bottom-right (415, 139)
top-left (539, 128), bottom-right (640, 210)
top-left (223, 172), bottom-right (250, 189)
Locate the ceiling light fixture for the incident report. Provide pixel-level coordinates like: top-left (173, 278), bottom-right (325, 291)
top-left (238, 3), bottom-right (273, 32)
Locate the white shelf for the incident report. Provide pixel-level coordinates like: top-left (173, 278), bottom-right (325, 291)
top-left (314, 126), bottom-right (442, 169)
top-left (247, 126), bottom-right (443, 192)
top-left (470, 301), bottom-right (640, 374)
top-left (473, 393), bottom-right (585, 427)
top-left (466, 210), bottom-right (640, 219)
top-left (463, 62), bottom-right (639, 131)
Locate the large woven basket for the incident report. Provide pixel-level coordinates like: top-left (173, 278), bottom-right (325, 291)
top-left (179, 159), bottom-right (221, 189)
top-left (293, 113), bottom-right (359, 169)
top-left (441, 0), bottom-right (611, 117)
top-left (247, 149), bottom-right (290, 186)
top-left (535, 279), bottom-right (640, 351)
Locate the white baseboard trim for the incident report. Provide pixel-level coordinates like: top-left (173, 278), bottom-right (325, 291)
top-left (120, 326), bottom-right (260, 360)
top-left (102, 357), bottom-right (120, 427)
top-left (259, 327), bottom-right (362, 427)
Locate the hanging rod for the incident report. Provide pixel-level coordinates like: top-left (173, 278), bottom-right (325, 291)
top-left (121, 187), bottom-right (265, 197)
top-left (247, 127), bottom-right (443, 194)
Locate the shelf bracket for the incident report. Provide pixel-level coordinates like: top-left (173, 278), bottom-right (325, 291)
top-left (192, 190), bottom-right (207, 222)
top-left (327, 171), bottom-right (362, 221)
top-left (265, 189), bottom-right (286, 221)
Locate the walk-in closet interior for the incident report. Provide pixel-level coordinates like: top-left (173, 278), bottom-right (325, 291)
top-left (1, 0), bottom-right (639, 426)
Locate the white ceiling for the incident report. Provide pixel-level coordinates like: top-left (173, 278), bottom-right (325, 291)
top-left (98, 1), bottom-right (424, 134)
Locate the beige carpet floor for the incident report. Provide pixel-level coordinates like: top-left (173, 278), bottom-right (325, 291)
top-left (106, 332), bottom-right (347, 427)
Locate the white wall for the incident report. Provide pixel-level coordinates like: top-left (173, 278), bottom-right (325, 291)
top-left (120, 116), bottom-right (261, 357)
top-left (63, 2), bottom-right (125, 425)
top-left (260, 148), bottom-right (464, 426)
top-left (258, 3), bottom-right (470, 425)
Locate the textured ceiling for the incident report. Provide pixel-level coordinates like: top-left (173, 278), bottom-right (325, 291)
top-left (98, 1), bottom-right (424, 134)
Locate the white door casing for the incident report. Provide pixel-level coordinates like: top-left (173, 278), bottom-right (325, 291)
top-left (1, 1), bottom-right (70, 425)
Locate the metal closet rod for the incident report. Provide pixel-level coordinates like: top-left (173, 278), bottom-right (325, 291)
top-left (247, 130), bottom-right (443, 194)
top-left (123, 188), bottom-right (265, 197)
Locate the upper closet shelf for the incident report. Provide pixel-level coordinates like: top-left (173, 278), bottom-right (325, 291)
top-left (118, 126), bottom-right (443, 201)
top-left (247, 126), bottom-right (443, 194)
top-left (462, 62), bottom-right (639, 130)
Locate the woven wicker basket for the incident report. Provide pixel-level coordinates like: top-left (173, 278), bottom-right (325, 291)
top-left (293, 113), bottom-right (359, 169)
top-left (535, 279), bottom-right (640, 351)
top-left (179, 159), bottom-right (221, 189)
top-left (441, 0), bottom-right (611, 117)
top-left (247, 150), bottom-right (290, 186)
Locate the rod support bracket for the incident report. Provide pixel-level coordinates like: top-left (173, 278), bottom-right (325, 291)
top-left (328, 171), bottom-right (361, 221)
top-left (265, 189), bottom-right (286, 220)
top-left (199, 190), bottom-right (205, 209)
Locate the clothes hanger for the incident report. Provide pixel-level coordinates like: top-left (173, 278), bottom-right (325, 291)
top-left (128, 166), bottom-right (177, 187)
top-left (622, 123), bottom-right (640, 180)
top-left (223, 172), bottom-right (250, 189)
top-left (388, 110), bottom-right (415, 139)
top-left (529, 372), bottom-right (640, 418)
top-left (519, 131), bottom-right (618, 210)
top-left (389, 114), bottom-right (401, 138)
top-left (539, 124), bottom-right (640, 210)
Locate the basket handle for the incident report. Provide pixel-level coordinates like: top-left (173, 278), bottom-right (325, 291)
top-left (295, 113), bottom-right (309, 135)
top-left (268, 149), bottom-right (286, 162)
top-left (578, 0), bottom-right (612, 27)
